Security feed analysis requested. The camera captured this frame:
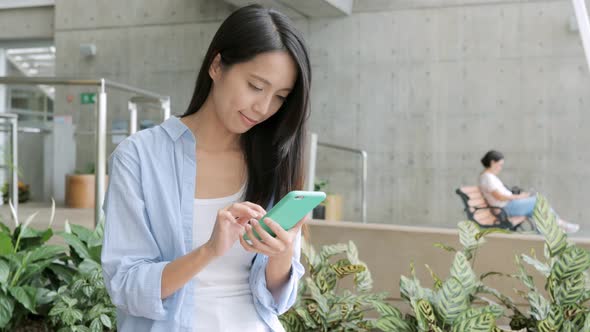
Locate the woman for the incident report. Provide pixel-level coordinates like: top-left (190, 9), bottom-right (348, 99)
top-left (101, 5), bottom-right (311, 331)
top-left (479, 150), bottom-right (579, 233)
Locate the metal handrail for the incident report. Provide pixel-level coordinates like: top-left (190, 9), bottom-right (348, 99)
top-left (307, 133), bottom-right (368, 223)
top-left (0, 114), bottom-right (18, 214)
top-left (0, 77), bottom-right (171, 225)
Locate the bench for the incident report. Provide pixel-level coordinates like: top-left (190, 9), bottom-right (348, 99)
top-left (455, 186), bottom-right (534, 231)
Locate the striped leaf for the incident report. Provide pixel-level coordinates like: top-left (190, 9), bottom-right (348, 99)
top-left (346, 241), bottom-right (373, 292)
top-left (551, 272), bottom-right (585, 305)
top-left (306, 277), bottom-right (329, 313)
top-left (301, 240), bottom-right (320, 269)
top-left (521, 253), bottom-right (550, 277)
top-left (458, 221), bottom-right (484, 259)
top-left (561, 320), bottom-right (576, 332)
top-left (400, 276), bottom-right (427, 303)
top-left (515, 255), bottom-right (536, 291)
top-left (425, 264), bottom-right (443, 290)
top-left (537, 305), bottom-right (564, 332)
top-left (584, 312), bottom-right (590, 330)
top-left (528, 292), bottom-right (550, 321)
top-left (455, 305), bottom-right (504, 323)
top-left (532, 195), bottom-right (567, 258)
top-left (414, 299), bottom-right (438, 332)
top-left (319, 243), bottom-right (348, 260)
top-left (330, 262), bottom-right (365, 279)
top-left (374, 315), bottom-right (415, 332)
top-left (552, 246), bottom-right (590, 280)
top-left (451, 313), bottom-right (495, 332)
top-left (450, 252), bottom-right (477, 295)
top-left (435, 277), bottom-right (469, 325)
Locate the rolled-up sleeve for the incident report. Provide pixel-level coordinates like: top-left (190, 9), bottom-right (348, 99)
top-left (101, 146), bottom-right (170, 320)
top-left (249, 229), bottom-right (305, 315)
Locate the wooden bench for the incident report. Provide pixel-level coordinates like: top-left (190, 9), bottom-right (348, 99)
top-left (456, 186), bottom-right (533, 231)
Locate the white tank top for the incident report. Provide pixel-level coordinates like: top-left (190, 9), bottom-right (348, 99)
top-left (192, 184), bottom-right (269, 332)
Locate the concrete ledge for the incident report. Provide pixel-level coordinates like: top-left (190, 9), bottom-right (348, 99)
top-left (307, 219), bottom-right (590, 309)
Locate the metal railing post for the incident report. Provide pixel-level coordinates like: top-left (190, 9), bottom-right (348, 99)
top-left (128, 101), bottom-right (138, 135)
top-left (314, 139), bottom-right (368, 224)
top-left (95, 80), bottom-right (107, 226)
top-left (10, 116), bottom-right (17, 215)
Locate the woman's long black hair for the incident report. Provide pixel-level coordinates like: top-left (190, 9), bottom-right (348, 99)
top-left (181, 4), bottom-right (312, 209)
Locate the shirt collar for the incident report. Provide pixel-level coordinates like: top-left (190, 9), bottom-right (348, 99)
top-left (161, 116), bottom-right (193, 142)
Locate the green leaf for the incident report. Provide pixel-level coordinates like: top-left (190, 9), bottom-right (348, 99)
top-left (0, 233), bottom-right (13, 256)
top-left (532, 195), bottom-right (567, 257)
top-left (0, 292), bottom-right (14, 328)
top-left (528, 292), bottom-right (550, 321)
top-left (28, 244), bottom-right (65, 263)
top-left (319, 243), bottom-right (348, 259)
top-left (8, 285), bottom-right (37, 314)
top-left (414, 299), bottom-right (438, 331)
top-left (551, 272), bottom-right (585, 305)
top-left (433, 242), bottom-right (456, 253)
top-left (450, 252), bottom-right (477, 295)
top-left (458, 221), bottom-right (483, 249)
top-left (0, 260), bottom-right (8, 284)
top-left (436, 277), bottom-right (469, 325)
top-left (79, 259), bottom-right (101, 275)
top-left (48, 263), bottom-right (76, 283)
top-left (537, 305), bottom-right (564, 332)
top-left (552, 246), bottom-right (590, 280)
top-left (90, 318), bottom-right (102, 332)
top-left (521, 254), bottom-right (550, 277)
top-left (35, 288), bottom-right (56, 305)
top-left (306, 277), bottom-right (329, 313)
top-left (475, 227), bottom-right (511, 240)
top-left (451, 313), bottom-right (495, 332)
top-left (70, 224), bottom-right (93, 244)
top-left (99, 314), bottom-right (112, 329)
top-left (60, 232), bottom-right (91, 259)
top-left (424, 264), bottom-right (443, 290)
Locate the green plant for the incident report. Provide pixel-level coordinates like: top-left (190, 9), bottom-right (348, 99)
top-left (314, 179), bottom-right (329, 193)
top-left (386, 221), bottom-right (522, 332)
top-left (0, 200), bottom-right (69, 330)
top-left (48, 220), bottom-right (115, 332)
top-left (507, 195), bottom-right (590, 332)
top-left (280, 240), bottom-right (403, 331)
top-left (2, 181), bottom-right (31, 204)
top-left (74, 163), bottom-right (95, 175)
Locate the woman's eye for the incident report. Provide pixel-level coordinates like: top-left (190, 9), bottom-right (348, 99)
top-left (276, 95), bottom-right (287, 101)
top-left (248, 82), bottom-right (263, 91)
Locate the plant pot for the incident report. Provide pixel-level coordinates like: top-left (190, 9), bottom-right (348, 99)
top-left (324, 194), bottom-right (342, 221)
top-left (313, 204), bottom-right (326, 219)
top-left (65, 174), bottom-right (108, 208)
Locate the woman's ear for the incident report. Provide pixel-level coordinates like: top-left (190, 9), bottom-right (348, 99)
top-left (209, 53), bottom-right (223, 82)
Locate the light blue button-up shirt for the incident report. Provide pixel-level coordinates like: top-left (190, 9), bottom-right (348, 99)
top-left (101, 116), bottom-right (304, 331)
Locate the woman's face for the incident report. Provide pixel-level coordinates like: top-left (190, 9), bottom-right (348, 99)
top-left (209, 50), bottom-right (298, 134)
top-left (490, 159), bottom-right (504, 174)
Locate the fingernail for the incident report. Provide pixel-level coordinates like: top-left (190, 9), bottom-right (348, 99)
top-left (251, 220), bottom-right (258, 225)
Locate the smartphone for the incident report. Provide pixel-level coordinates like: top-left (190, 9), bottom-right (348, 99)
top-left (244, 191), bottom-right (326, 241)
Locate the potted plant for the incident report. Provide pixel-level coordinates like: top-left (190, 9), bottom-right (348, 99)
top-left (312, 180), bottom-right (328, 219)
top-left (312, 179), bottom-right (343, 221)
top-left (65, 163), bottom-right (107, 209)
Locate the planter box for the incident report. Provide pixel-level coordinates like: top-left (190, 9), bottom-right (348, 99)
top-left (65, 174), bottom-right (108, 208)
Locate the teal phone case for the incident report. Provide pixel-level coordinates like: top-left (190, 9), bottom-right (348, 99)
top-left (244, 191), bottom-right (326, 241)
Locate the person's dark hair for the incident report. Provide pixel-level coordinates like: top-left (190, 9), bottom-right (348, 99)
top-left (181, 5), bottom-right (311, 210)
top-left (481, 150), bottom-right (504, 168)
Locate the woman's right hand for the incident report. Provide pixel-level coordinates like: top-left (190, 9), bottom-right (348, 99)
top-left (204, 202), bottom-right (267, 258)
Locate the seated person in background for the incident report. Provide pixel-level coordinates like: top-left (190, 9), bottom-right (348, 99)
top-left (479, 150), bottom-right (580, 234)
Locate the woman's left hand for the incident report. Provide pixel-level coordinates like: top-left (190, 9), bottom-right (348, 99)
top-left (239, 216), bottom-right (307, 257)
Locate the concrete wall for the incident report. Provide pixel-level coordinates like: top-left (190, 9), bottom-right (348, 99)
top-left (0, 5), bottom-right (54, 40)
top-left (50, 0), bottom-right (590, 231)
top-left (308, 0), bottom-right (590, 230)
